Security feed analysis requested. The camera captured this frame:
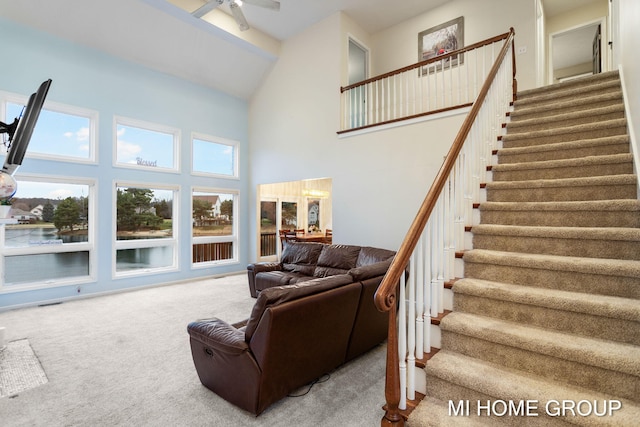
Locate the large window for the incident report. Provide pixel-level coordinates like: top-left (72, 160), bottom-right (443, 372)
top-left (192, 188), bottom-right (237, 266)
top-left (192, 134), bottom-right (238, 178)
top-left (114, 183), bottom-right (177, 276)
top-left (1, 177), bottom-right (95, 290)
top-left (3, 96), bottom-right (97, 163)
top-left (115, 117), bottom-right (179, 171)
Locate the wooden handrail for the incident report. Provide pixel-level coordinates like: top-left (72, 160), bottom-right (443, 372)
top-left (375, 28), bottom-right (516, 427)
top-left (340, 31), bottom-right (512, 94)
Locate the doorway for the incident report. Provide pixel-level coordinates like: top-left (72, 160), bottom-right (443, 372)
top-left (257, 178), bottom-right (332, 261)
top-left (549, 19), bottom-right (605, 83)
top-left (348, 37), bottom-right (369, 128)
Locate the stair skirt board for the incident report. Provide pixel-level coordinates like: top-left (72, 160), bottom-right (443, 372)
top-left (408, 71), bottom-right (640, 427)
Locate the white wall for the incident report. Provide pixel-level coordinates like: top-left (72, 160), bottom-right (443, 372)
top-left (617, 0), bottom-right (640, 187)
top-left (371, 0), bottom-right (537, 91)
top-left (248, 0), bottom-right (535, 259)
top-left (0, 18), bottom-right (249, 309)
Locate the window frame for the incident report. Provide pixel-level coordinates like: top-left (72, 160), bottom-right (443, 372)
top-left (113, 116), bottom-right (181, 173)
top-left (1, 90), bottom-right (98, 164)
top-left (113, 180), bottom-right (179, 278)
top-left (191, 132), bottom-right (239, 179)
top-left (0, 174), bottom-right (97, 292)
top-left (191, 186), bottom-right (239, 268)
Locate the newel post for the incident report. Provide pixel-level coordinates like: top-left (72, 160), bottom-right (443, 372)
top-left (381, 287), bottom-right (403, 427)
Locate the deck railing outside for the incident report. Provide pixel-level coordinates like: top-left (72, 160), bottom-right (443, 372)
top-left (339, 32), bottom-right (515, 133)
top-left (372, 29), bottom-right (516, 426)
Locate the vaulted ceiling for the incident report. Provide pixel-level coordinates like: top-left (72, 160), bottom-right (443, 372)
top-left (0, 0), bottom-right (451, 99)
top-left (0, 0), bottom-right (600, 99)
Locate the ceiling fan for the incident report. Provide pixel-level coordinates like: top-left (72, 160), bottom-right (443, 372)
top-left (192, 0), bottom-right (281, 32)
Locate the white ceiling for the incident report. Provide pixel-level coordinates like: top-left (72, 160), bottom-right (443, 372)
top-left (0, 0), bottom-right (603, 99)
top-left (0, 0), bottom-right (450, 100)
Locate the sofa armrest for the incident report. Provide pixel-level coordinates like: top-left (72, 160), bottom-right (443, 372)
top-left (247, 262), bottom-right (283, 297)
top-left (187, 318), bottom-right (248, 355)
top-left (248, 262), bottom-right (282, 274)
top-left (348, 258), bottom-right (393, 282)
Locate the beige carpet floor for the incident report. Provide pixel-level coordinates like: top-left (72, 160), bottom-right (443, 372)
top-left (0, 274), bottom-right (387, 426)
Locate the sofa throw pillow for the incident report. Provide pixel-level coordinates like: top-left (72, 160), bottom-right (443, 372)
top-left (314, 244), bottom-right (361, 278)
top-left (281, 242), bottom-right (324, 276)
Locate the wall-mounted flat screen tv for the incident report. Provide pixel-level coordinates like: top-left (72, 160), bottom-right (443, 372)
top-left (0, 79), bottom-right (52, 176)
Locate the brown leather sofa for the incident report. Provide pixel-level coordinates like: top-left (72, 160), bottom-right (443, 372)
top-left (247, 241), bottom-right (395, 298)
top-left (187, 242), bottom-right (395, 415)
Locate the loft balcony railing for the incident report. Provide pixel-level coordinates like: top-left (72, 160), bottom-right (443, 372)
top-left (339, 31), bottom-right (516, 134)
top-left (371, 29), bottom-right (516, 426)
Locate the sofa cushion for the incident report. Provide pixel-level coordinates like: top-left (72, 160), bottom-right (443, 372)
top-left (244, 274), bottom-right (353, 342)
top-left (280, 241), bottom-right (324, 276)
top-left (356, 246), bottom-right (396, 267)
top-left (349, 257), bottom-right (393, 282)
top-left (314, 244), bottom-right (361, 278)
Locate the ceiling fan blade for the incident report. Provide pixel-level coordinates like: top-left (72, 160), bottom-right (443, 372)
top-left (242, 0), bottom-right (280, 11)
top-left (230, 1), bottom-right (250, 31)
top-left (192, 0), bottom-right (224, 18)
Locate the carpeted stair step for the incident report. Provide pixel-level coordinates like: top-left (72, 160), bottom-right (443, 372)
top-left (509, 90), bottom-right (623, 122)
top-left (492, 153), bottom-right (634, 181)
top-left (440, 312), bottom-right (640, 400)
top-left (515, 71), bottom-right (621, 106)
top-left (505, 104), bottom-right (625, 133)
top-left (500, 118), bottom-right (628, 149)
top-left (471, 224), bottom-right (640, 260)
top-left (485, 175), bottom-right (638, 203)
top-left (451, 280), bottom-right (640, 346)
top-left (408, 396), bottom-right (497, 427)
top-left (478, 200), bottom-right (640, 228)
top-left (497, 135), bottom-right (630, 164)
top-left (463, 249), bottom-right (640, 299)
top-left (420, 351), bottom-right (640, 427)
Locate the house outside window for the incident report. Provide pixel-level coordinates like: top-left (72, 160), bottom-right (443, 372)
top-left (1, 177), bottom-right (95, 290)
top-left (114, 183), bottom-right (178, 276)
top-left (192, 188), bottom-right (238, 266)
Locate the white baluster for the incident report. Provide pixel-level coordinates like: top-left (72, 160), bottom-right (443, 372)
top-left (423, 223), bottom-right (432, 352)
top-left (407, 252), bottom-right (416, 401)
top-left (415, 235), bottom-right (424, 359)
top-left (398, 271), bottom-right (407, 410)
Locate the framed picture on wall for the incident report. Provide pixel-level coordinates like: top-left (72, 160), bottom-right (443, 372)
top-left (307, 199), bottom-right (320, 232)
top-left (418, 16), bottom-right (464, 73)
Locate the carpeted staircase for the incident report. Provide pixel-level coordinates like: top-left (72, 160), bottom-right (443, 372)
top-left (408, 71), bottom-right (640, 426)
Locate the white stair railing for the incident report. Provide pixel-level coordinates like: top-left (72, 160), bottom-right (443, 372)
top-left (374, 29), bottom-right (516, 427)
top-left (340, 32), bottom-right (514, 133)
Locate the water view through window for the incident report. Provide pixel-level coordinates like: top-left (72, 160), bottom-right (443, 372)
top-left (3, 180), bottom-right (93, 286)
top-left (114, 185), bottom-right (175, 273)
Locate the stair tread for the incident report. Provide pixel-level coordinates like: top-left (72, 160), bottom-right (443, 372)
top-left (441, 311), bottom-right (640, 376)
top-left (452, 279), bottom-right (640, 326)
top-left (492, 153), bottom-right (633, 172)
top-left (510, 90), bottom-right (623, 119)
top-left (498, 134), bottom-right (629, 156)
top-left (506, 104), bottom-right (625, 129)
top-left (485, 174), bottom-right (637, 189)
top-left (516, 71), bottom-right (620, 100)
top-left (408, 396), bottom-right (495, 426)
top-left (501, 118), bottom-right (627, 141)
top-left (479, 199), bottom-right (640, 212)
top-left (471, 224), bottom-right (640, 242)
top-left (464, 249), bottom-right (640, 278)
top-left (425, 350), bottom-right (640, 426)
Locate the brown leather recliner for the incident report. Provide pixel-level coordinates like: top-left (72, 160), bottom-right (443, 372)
top-left (187, 243), bottom-right (396, 415)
